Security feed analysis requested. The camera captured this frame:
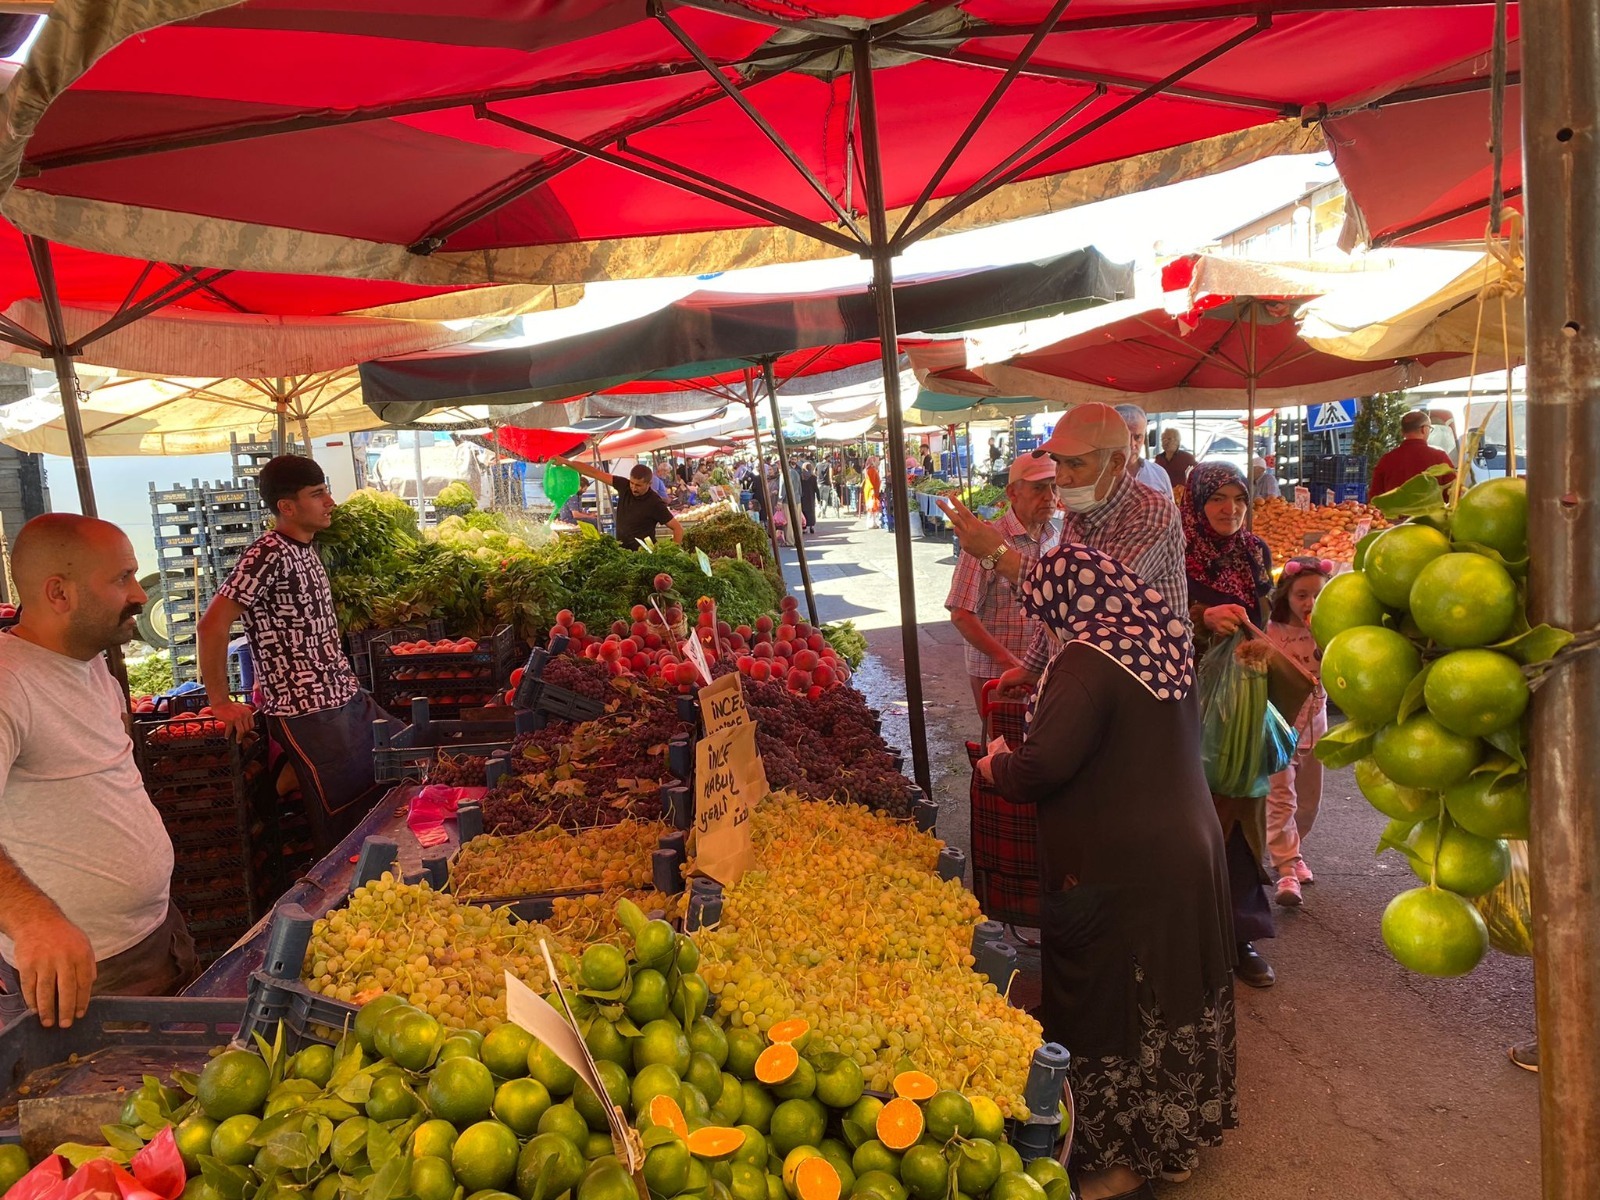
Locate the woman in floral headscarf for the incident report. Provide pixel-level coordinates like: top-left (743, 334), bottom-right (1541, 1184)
top-left (979, 546), bottom-right (1236, 1200)
top-left (1182, 462), bottom-right (1285, 991)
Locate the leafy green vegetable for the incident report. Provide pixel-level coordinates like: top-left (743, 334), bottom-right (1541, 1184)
top-left (126, 652), bottom-right (174, 696)
top-left (435, 481), bottom-right (476, 510)
top-left (821, 620), bottom-right (868, 668)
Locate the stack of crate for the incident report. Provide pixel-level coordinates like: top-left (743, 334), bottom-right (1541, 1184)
top-left (150, 480), bottom-right (266, 685)
top-left (229, 433), bottom-right (303, 483)
top-left (131, 698), bottom-right (278, 965)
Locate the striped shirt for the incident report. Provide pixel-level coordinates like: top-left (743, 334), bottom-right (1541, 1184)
top-left (945, 511), bottom-right (1062, 679)
top-left (1020, 472), bottom-right (1189, 674)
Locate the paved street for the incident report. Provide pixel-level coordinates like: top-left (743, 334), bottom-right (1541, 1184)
top-left (781, 510), bottom-right (1541, 1200)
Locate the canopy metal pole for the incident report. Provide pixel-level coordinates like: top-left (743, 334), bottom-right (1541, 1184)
top-left (412, 432), bottom-right (429, 527)
top-left (1522, 0), bottom-right (1600, 1193)
top-left (743, 391), bottom-right (787, 587)
top-left (1245, 305), bottom-right (1258, 530)
top-left (23, 236), bottom-right (97, 517)
top-left (761, 359), bottom-right (820, 628)
top-left (854, 36), bottom-right (932, 797)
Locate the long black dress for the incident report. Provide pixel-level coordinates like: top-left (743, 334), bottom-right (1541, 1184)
top-left (992, 644), bottom-right (1238, 1178)
top-left (799, 469), bottom-right (819, 533)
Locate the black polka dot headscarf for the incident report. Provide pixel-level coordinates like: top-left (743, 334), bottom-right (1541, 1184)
top-left (1022, 543), bottom-right (1195, 701)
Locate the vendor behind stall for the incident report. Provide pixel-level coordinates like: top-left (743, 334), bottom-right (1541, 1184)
top-left (0, 514), bottom-right (198, 1028)
top-left (550, 456), bottom-right (685, 550)
top-left (200, 456), bottom-right (391, 855)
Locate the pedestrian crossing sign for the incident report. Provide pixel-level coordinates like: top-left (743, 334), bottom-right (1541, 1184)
top-left (1308, 400), bottom-right (1356, 431)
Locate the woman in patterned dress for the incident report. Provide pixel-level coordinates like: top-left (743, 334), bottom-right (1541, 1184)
top-left (979, 546), bottom-right (1237, 1199)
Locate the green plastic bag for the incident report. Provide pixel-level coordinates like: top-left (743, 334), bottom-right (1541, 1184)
top-left (542, 461), bottom-right (581, 509)
top-left (1199, 632), bottom-right (1298, 798)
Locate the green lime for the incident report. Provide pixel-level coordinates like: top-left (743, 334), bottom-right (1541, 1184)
top-left (1453, 477), bottom-right (1527, 561)
top-left (740, 1080), bottom-right (776, 1134)
top-left (210, 1113), bottom-right (261, 1167)
top-left (1424, 649), bottom-right (1529, 737)
top-left (579, 945), bottom-right (629, 991)
top-left (412, 1156), bottom-right (459, 1200)
top-left (366, 1073), bottom-right (419, 1123)
top-left (811, 1053), bottom-right (864, 1110)
top-left (625, 969), bottom-right (670, 1024)
top-left (1310, 570), bottom-right (1390, 648)
top-left (990, 1171), bottom-right (1047, 1200)
top-left (353, 995), bottom-right (408, 1055)
top-left (427, 1056), bottom-right (497, 1128)
top-left (1354, 757), bottom-right (1438, 821)
top-left (286, 1044), bottom-right (335, 1088)
top-left (1444, 768), bottom-right (1530, 841)
top-left (494, 1077), bottom-right (553, 1137)
top-left (1381, 886), bottom-right (1490, 976)
top-left (923, 1091), bottom-right (975, 1143)
top-left (1320, 626), bottom-right (1420, 726)
top-left (725, 1028), bottom-right (765, 1081)
top-left (538, 1102), bottom-right (591, 1146)
top-left (1365, 524), bottom-right (1452, 609)
top-left (529, 1040), bottom-right (579, 1096)
top-left (635, 920), bottom-right (679, 971)
top-left (516, 1131), bottom-right (587, 1200)
top-left (173, 1114), bottom-right (218, 1174)
top-left (197, 1050), bottom-right (271, 1121)
top-left (1373, 713), bottom-right (1483, 789)
top-left (481, 1023), bottom-right (535, 1079)
top-left (1410, 553), bottom-right (1519, 648)
top-left (452, 1120), bottom-right (521, 1193)
top-left (410, 1118), bottom-right (460, 1161)
top-left (634, 1018), bottom-right (692, 1075)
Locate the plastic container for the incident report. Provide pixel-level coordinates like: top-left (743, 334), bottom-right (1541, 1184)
top-left (0, 996), bottom-right (244, 1145)
top-left (1024, 1042), bottom-right (1073, 1117)
top-left (370, 624), bottom-right (517, 715)
top-left (369, 698), bottom-right (534, 782)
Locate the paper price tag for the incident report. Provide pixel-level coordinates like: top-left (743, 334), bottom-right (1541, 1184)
top-left (505, 966), bottom-right (643, 1176)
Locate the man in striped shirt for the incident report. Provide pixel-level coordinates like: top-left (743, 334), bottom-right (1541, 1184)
top-left (940, 403), bottom-right (1187, 697)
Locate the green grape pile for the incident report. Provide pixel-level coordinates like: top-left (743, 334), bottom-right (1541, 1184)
top-left (303, 874), bottom-right (568, 1032)
top-left (547, 886), bottom-right (688, 946)
top-left (692, 793), bottom-right (1041, 1118)
top-left (450, 820), bottom-right (669, 898)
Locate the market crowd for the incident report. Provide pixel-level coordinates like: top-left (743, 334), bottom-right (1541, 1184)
top-left (938, 400), bottom-right (1367, 1200)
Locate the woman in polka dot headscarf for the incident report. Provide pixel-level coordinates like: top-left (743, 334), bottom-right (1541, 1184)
top-left (979, 545), bottom-right (1237, 1198)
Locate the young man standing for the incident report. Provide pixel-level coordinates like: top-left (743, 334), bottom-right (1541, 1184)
top-left (0, 515), bottom-right (196, 1028)
top-left (200, 456), bottom-right (388, 853)
top-left (549, 456), bottom-right (685, 550)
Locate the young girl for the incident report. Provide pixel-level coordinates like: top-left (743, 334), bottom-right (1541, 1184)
top-left (1265, 557), bottom-right (1334, 907)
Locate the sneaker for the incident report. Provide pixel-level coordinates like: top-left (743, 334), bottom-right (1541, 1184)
top-left (1509, 1040), bottom-right (1539, 1072)
top-left (1274, 875), bottom-right (1303, 907)
top-left (1294, 860), bottom-right (1315, 884)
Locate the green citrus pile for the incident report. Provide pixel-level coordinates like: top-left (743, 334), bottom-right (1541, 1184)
top-left (51, 900), bottom-right (1064, 1200)
top-left (1314, 475), bottom-right (1557, 978)
top-left (693, 794), bottom-right (1042, 1118)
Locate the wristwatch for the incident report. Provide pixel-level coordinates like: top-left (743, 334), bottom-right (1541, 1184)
top-left (979, 545), bottom-right (1009, 572)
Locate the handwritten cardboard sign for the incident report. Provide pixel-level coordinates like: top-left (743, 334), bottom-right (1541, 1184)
top-left (1293, 486), bottom-right (1311, 512)
top-left (693, 672), bottom-right (766, 884)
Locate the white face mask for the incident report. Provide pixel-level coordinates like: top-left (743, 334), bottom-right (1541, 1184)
top-left (1055, 453), bottom-right (1113, 513)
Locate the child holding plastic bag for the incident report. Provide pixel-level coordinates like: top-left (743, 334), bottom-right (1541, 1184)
top-left (1264, 558), bottom-right (1333, 907)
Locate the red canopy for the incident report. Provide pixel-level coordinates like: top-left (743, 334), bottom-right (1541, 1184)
top-left (1326, 43), bottom-right (1523, 248)
top-left (0, 0), bottom-right (1513, 285)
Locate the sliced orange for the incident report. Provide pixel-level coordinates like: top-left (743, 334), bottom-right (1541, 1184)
top-left (755, 1042), bottom-right (800, 1085)
top-left (767, 1017), bottom-right (811, 1048)
top-left (791, 1156), bottom-right (841, 1200)
top-left (875, 1096), bottom-right (925, 1152)
top-left (648, 1094), bottom-right (689, 1139)
top-left (891, 1070), bottom-right (938, 1101)
top-left (685, 1126), bottom-right (747, 1160)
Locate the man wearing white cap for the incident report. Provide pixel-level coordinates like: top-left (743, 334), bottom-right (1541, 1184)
top-left (944, 456), bottom-right (1061, 715)
top-left (941, 403), bottom-right (1187, 694)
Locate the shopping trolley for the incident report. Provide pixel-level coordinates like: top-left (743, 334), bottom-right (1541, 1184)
top-left (967, 678), bottom-right (1041, 941)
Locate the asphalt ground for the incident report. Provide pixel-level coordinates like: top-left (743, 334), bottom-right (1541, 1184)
top-left (780, 509), bottom-right (1541, 1200)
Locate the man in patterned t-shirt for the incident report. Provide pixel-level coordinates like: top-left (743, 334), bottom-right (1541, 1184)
top-left (199, 456), bottom-right (391, 851)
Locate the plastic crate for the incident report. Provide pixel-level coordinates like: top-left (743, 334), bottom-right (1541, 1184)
top-left (344, 620), bottom-right (445, 688)
top-left (371, 624), bottom-right (516, 713)
top-left (0, 996), bottom-right (243, 1145)
top-left (530, 681), bottom-right (607, 723)
top-left (371, 700), bottom-right (531, 782)
top-left (1306, 454), bottom-right (1367, 487)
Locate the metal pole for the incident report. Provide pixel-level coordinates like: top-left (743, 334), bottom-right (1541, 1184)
top-left (761, 359), bottom-right (820, 628)
top-left (854, 35), bottom-right (933, 796)
top-left (23, 236), bottom-right (97, 517)
top-left (744, 394), bottom-right (788, 586)
top-left (412, 432), bottom-right (429, 527)
top-left (1523, 2), bottom-right (1600, 1194)
top-left (1245, 305), bottom-right (1258, 530)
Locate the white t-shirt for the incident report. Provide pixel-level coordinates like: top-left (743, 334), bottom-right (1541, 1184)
top-left (0, 632), bottom-right (173, 963)
top-left (1136, 459), bottom-right (1176, 501)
